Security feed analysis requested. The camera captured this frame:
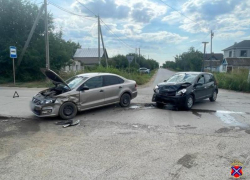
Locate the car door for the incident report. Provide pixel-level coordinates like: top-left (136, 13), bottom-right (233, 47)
top-left (204, 74), bottom-right (214, 98)
top-left (78, 76), bottom-right (105, 110)
top-left (103, 75), bottom-right (124, 104)
top-left (194, 75), bottom-right (206, 100)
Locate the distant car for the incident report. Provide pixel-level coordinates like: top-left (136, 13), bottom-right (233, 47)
top-left (30, 69), bottom-right (137, 119)
top-left (139, 67), bottom-right (150, 74)
top-left (152, 72), bottom-right (218, 109)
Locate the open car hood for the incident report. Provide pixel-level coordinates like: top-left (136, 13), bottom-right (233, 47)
top-left (41, 68), bottom-right (71, 90)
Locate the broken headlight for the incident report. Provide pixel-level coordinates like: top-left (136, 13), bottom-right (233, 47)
top-left (176, 89), bottom-right (187, 96)
top-left (40, 99), bottom-right (56, 105)
top-left (154, 85), bottom-right (159, 93)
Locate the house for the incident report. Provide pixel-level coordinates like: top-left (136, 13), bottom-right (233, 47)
top-left (204, 53), bottom-right (224, 72)
top-left (221, 58), bottom-right (250, 72)
top-left (64, 59), bottom-right (83, 72)
top-left (73, 48), bottom-right (108, 66)
top-left (222, 40), bottom-right (250, 58)
top-left (221, 40), bottom-right (250, 72)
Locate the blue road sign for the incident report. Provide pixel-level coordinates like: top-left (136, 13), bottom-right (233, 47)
top-left (10, 46), bottom-right (17, 58)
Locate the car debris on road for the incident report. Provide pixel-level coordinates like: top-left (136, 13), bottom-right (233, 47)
top-left (55, 119), bottom-right (80, 128)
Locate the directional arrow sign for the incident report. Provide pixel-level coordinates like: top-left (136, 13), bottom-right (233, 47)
top-left (126, 55), bottom-right (134, 63)
top-left (10, 46), bottom-right (17, 58)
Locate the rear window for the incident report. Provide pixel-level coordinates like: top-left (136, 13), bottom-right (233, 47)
top-left (104, 75), bottom-right (124, 86)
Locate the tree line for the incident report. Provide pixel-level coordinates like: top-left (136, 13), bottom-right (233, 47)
top-left (0, 0), bottom-right (81, 82)
top-left (101, 53), bottom-right (159, 72)
top-left (163, 47), bottom-right (203, 72)
top-left (0, 0), bottom-right (159, 83)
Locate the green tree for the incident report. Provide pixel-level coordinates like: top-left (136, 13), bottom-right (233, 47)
top-left (0, 0), bottom-right (80, 82)
top-left (163, 47), bottom-right (202, 72)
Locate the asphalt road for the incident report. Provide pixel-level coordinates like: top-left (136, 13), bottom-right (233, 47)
top-left (1, 68), bottom-right (250, 180)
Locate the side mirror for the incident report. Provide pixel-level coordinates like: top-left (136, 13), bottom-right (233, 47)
top-left (164, 78), bottom-right (169, 82)
top-left (195, 83), bottom-right (202, 87)
top-left (80, 85), bottom-right (89, 91)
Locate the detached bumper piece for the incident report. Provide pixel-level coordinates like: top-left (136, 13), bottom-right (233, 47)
top-left (55, 119), bottom-right (80, 128)
top-left (152, 93), bottom-right (186, 106)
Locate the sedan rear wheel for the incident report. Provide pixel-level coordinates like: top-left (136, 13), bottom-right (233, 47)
top-left (59, 102), bottom-right (77, 120)
top-left (120, 93), bottom-right (131, 107)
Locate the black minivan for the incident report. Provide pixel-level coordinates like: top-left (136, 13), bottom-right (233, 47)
top-left (152, 72), bottom-right (218, 109)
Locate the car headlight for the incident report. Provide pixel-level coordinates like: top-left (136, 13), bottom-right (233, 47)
top-left (176, 89), bottom-right (187, 96)
top-left (154, 85), bottom-right (159, 93)
top-left (40, 99), bottom-right (56, 105)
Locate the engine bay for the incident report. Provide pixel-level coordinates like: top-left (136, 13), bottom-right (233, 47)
top-left (41, 85), bottom-right (70, 97)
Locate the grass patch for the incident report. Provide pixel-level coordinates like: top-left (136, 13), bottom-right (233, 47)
top-left (0, 67), bottom-right (157, 88)
top-left (213, 69), bottom-right (250, 92)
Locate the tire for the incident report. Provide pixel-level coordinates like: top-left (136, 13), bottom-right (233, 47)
top-left (184, 95), bottom-right (194, 110)
top-left (156, 102), bottom-right (164, 108)
top-left (120, 93), bottom-right (131, 107)
top-left (59, 102), bottom-right (77, 120)
top-left (209, 90), bottom-right (217, 102)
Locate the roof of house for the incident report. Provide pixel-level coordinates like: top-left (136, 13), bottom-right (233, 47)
top-left (225, 58), bottom-right (250, 66)
top-left (222, 40), bottom-right (250, 51)
top-left (205, 53), bottom-right (223, 61)
top-left (73, 48), bottom-right (107, 58)
top-left (204, 60), bottom-right (222, 67)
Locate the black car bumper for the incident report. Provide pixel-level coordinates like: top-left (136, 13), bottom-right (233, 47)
top-left (152, 93), bottom-right (187, 106)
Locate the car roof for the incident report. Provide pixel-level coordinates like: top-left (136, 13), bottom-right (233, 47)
top-left (77, 72), bottom-right (124, 78)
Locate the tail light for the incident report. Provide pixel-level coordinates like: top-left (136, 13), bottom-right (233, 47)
top-left (135, 84), bottom-right (137, 89)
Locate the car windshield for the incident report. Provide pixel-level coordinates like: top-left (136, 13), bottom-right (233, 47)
top-left (167, 74), bottom-right (197, 83)
top-left (65, 76), bottom-right (88, 89)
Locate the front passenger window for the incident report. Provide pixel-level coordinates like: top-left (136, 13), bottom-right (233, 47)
top-left (197, 76), bottom-right (205, 84)
top-left (84, 76), bottom-right (103, 89)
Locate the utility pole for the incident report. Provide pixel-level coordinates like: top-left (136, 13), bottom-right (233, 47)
top-left (44, 0), bottom-right (49, 69)
top-left (135, 48), bottom-right (137, 64)
top-left (99, 23), bottom-right (108, 68)
top-left (18, 4), bottom-right (44, 67)
top-left (97, 15), bottom-right (101, 65)
top-left (202, 42), bottom-right (209, 72)
top-left (210, 30), bottom-right (214, 71)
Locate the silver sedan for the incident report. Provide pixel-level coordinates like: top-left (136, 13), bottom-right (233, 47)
top-left (30, 69), bottom-right (137, 119)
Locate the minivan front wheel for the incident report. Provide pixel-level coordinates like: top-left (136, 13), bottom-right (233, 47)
top-left (209, 91), bottom-right (217, 102)
top-left (59, 102), bottom-right (77, 120)
top-left (120, 93), bottom-right (131, 107)
top-left (184, 95), bottom-right (194, 110)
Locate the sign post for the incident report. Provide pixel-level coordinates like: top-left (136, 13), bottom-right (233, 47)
top-left (126, 55), bottom-right (134, 75)
top-left (10, 46), bottom-right (17, 85)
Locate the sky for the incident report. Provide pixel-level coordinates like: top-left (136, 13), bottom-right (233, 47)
top-left (30, 0), bottom-right (250, 65)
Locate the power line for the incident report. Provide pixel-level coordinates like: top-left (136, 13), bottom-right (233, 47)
top-left (158, 0), bottom-right (198, 25)
top-left (49, 1), bottom-right (96, 21)
top-left (100, 19), bottom-right (134, 50)
top-left (75, 0), bottom-right (97, 17)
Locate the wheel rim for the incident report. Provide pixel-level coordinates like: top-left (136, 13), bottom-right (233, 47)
top-left (187, 97), bottom-right (193, 108)
top-left (213, 92), bottom-right (217, 100)
top-left (123, 96), bottom-right (129, 105)
top-left (63, 105), bottom-right (74, 116)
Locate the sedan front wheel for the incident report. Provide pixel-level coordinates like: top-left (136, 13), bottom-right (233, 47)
top-left (59, 102), bottom-right (77, 120)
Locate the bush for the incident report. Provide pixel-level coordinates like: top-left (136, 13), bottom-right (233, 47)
top-left (213, 70), bottom-right (250, 92)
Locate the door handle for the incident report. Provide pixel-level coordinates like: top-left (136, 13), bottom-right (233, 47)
top-left (119, 86), bottom-right (122, 89)
top-left (100, 90), bottom-right (104, 92)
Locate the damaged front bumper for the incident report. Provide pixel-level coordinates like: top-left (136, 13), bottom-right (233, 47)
top-left (152, 93), bottom-right (187, 107)
top-left (30, 100), bottom-right (60, 117)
